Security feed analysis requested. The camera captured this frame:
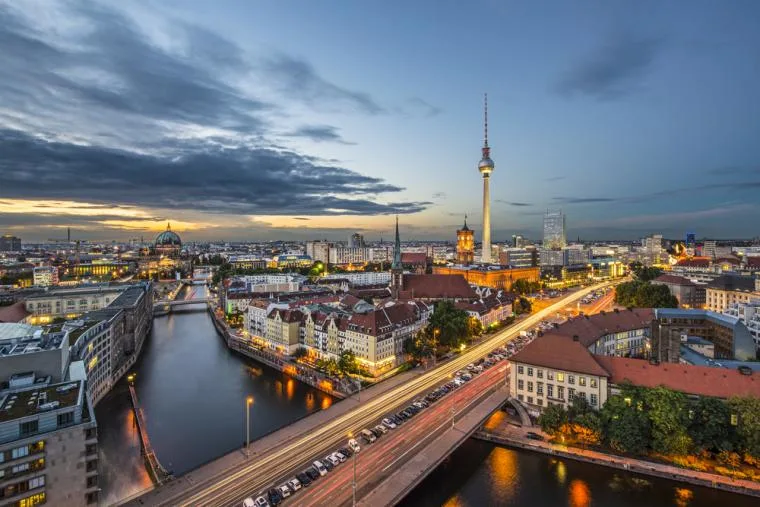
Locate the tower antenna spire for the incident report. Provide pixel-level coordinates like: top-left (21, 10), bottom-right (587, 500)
top-left (484, 93), bottom-right (488, 148)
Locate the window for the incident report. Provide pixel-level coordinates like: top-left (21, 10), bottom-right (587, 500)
top-left (537, 398), bottom-right (543, 406)
top-left (518, 394), bottom-right (524, 401)
top-left (537, 382), bottom-right (544, 395)
top-left (57, 411), bottom-right (74, 428)
top-left (537, 369), bottom-right (543, 379)
top-left (579, 376), bottom-right (586, 387)
top-left (578, 391), bottom-right (586, 400)
top-left (556, 372), bottom-right (564, 382)
top-left (527, 367), bottom-right (533, 377)
top-left (517, 379), bottom-right (524, 390)
top-left (547, 384), bottom-right (554, 398)
top-left (590, 378), bottom-right (598, 388)
top-left (568, 388), bottom-right (575, 401)
top-left (12, 462), bottom-right (30, 474)
top-left (527, 396), bottom-right (534, 404)
top-left (547, 371), bottom-right (554, 380)
top-left (527, 381), bottom-right (533, 393)
top-left (557, 386), bottom-right (565, 400)
top-left (730, 414), bottom-right (738, 426)
top-left (29, 476), bottom-right (45, 489)
top-left (20, 420), bottom-right (39, 437)
top-left (568, 375), bottom-right (575, 385)
top-left (19, 493), bottom-right (46, 507)
top-left (517, 365), bottom-right (524, 374)
top-left (590, 393), bottom-right (598, 406)
top-left (12, 446), bottom-right (29, 459)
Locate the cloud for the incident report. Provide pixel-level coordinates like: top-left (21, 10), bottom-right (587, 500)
top-left (285, 125), bottom-right (355, 144)
top-left (397, 97), bottom-right (442, 118)
top-left (552, 197), bottom-right (616, 204)
top-left (555, 33), bottom-right (664, 100)
top-left (497, 200), bottom-right (532, 207)
top-left (0, 128), bottom-right (429, 216)
top-left (293, 217), bottom-right (310, 221)
top-left (263, 53), bottom-right (385, 115)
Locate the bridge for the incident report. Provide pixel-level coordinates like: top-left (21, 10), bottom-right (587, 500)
top-left (121, 281), bottom-right (613, 507)
top-left (153, 298), bottom-right (216, 316)
top-left (128, 384), bottom-right (173, 484)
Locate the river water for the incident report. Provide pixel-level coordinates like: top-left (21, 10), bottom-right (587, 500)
top-left (401, 438), bottom-right (758, 507)
top-left (95, 285), bottom-right (334, 505)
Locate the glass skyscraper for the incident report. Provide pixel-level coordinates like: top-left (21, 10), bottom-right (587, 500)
top-left (543, 209), bottom-right (566, 249)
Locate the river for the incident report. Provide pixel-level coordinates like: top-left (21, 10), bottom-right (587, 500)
top-left (401, 438), bottom-right (758, 507)
top-left (95, 284), bottom-right (334, 505)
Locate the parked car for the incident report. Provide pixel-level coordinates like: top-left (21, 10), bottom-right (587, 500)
top-left (370, 427), bottom-right (383, 438)
top-left (277, 484), bottom-right (291, 498)
top-left (304, 468), bottom-right (320, 481)
top-left (294, 473), bottom-right (310, 487)
top-left (360, 429), bottom-right (377, 443)
top-left (313, 460), bottom-right (328, 476)
top-left (374, 424), bottom-right (389, 435)
top-left (382, 417), bottom-right (397, 429)
top-left (254, 496), bottom-right (270, 507)
top-left (348, 438), bottom-right (361, 453)
top-left (332, 451), bottom-right (347, 463)
top-left (337, 448), bottom-right (352, 459)
top-left (243, 498), bottom-right (255, 507)
top-left (320, 458), bottom-right (334, 471)
top-left (267, 488), bottom-right (283, 506)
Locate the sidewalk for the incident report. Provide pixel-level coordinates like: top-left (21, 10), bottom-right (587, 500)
top-left (475, 423), bottom-right (760, 499)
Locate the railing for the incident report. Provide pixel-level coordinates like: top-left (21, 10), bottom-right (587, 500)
top-left (128, 384), bottom-right (173, 484)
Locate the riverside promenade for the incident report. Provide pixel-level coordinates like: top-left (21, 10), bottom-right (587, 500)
top-left (474, 416), bottom-right (760, 499)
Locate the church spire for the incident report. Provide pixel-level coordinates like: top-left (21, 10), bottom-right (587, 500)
top-left (392, 215), bottom-right (402, 270)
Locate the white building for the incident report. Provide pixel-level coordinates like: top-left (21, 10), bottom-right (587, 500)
top-left (305, 241), bottom-right (332, 264)
top-left (724, 299), bottom-right (760, 350)
top-left (33, 266), bottom-right (59, 287)
top-left (323, 272), bottom-right (391, 287)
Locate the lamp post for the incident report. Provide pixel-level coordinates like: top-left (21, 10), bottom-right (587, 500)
top-left (245, 396), bottom-right (253, 457)
top-left (348, 432), bottom-right (357, 506)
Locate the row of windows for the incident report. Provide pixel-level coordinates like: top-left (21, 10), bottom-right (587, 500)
top-left (518, 390), bottom-right (599, 406)
top-left (516, 365), bottom-right (598, 388)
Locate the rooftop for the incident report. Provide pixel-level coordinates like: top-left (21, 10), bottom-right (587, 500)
top-left (25, 284), bottom-right (127, 300)
top-left (0, 330), bottom-right (67, 358)
top-left (550, 308), bottom-right (654, 348)
top-left (653, 274), bottom-right (696, 286)
top-left (708, 274), bottom-right (758, 292)
top-left (108, 285), bottom-right (147, 309)
top-left (0, 322), bottom-right (41, 341)
top-left (0, 380), bottom-right (83, 423)
top-left (398, 274), bottom-right (476, 300)
top-left (509, 333), bottom-right (610, 378)
top-left (594, 356), bottom-right (760, 399)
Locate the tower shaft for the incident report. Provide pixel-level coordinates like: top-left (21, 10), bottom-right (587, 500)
top-left (482, 175), bottom-right (491, 263)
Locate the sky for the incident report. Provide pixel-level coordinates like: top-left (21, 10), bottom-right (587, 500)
top-left (1, 0), bottom-right (760, 243)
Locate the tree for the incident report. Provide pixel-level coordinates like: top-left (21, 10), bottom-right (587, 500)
top-left (338, 349), bottom-right (357, 374)
top-left (567, 396), bottom-right (593, 422)
top-left (538, 404), bottom-right (568, 435)
top-left (292, 347), bottom-right (308, 359)
top-left (404, 331), bottom-right (436, 362)
top-left (644, 386), bottom-right (692, 455)
top-left (573, 411), bottom-right (603, 446)
top-left (424, 301), bottom-right (473, 349)
top-left (690, 397), bottom-right (735, 453)
top-left (601, 394), bottom-right (651, 454)
top-left (631, 264), bottom-right (663, 282)
top-left (614, 280), bottom-right (678, 308)
top-left (728, 396), bottom-right (760, 458)
top-left (512, 279), bottom-right (541, 295)
top-left (514, 297), bottom-right (532, 315)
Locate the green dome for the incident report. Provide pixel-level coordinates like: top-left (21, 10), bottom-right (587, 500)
top-left (155, 223), bottom-right (181, 247)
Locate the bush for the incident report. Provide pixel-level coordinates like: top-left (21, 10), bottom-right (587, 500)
top-left (717, 450), bottom-right (742, 469)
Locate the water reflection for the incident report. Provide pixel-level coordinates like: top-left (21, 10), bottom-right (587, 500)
top-left (95, 285), bottom-right (334, 504)
top-left (675, 487), bottom-right (694, 507)
top-left (568, 479), bottom-right (592, 507)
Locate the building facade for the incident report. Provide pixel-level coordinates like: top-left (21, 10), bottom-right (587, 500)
top-left (652, 274), bottom-right (706, 308)
top-left (456, 218), bottom-right (475, 265)
top-left (705, 274), bottom-right (760, 313)
top-left (32, 267), bottom-right (59, 288)
top-left (0, 235), bottom-right (21, 252)
top-left (432, 265), bottom-right (539, 291)
top-left (542, 210), bottom-right (566, 250)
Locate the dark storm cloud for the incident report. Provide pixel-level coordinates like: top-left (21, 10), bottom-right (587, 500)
top-left (0, 129), bottom-right (428, 216)
top-left (285, 125), bottom-right (355, 144)
top-left (556, 33), bottom-right (664, 100)
top-left (263, 54), bottom-right (385, 115)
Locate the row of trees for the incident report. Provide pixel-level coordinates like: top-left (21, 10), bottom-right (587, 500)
top-left (614, 280), bottom-right (678, 308)
top-left (539, 384), bottom-right (760, 460)
top-left (294, 348), bottom-right (370, 377)
top-left (511, 279), bottom-right (542, 295)
top-left (629, 262), bottom-right (664, 282)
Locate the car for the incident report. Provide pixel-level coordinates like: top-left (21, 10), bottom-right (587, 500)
top-left (277, 484), bottom-right (291, 498)
top-left (382, 417), bottom-right (397, 429)
top-left (413, 401), bottom-right (425, 410)
top-left (268, 488), bottom-right (283, 506)
top-left (526, 431), bottom-right (544, 441)
top-left (374, 424), bottom-right (388, 435)
top-left (466, 363), bottom-right (475, 371)
top-left (296, 472), bottom-right (311, 486)
top-left (360, 429), bottom-right (377, 443)
top-left (337, 449), bottom-right (351, 460)
top-left (313, 460), bottom-right (328, 476)
top-left (243, 498), bottom-right (255, 507)
top-left (321, 457), bottom-right (335, 471)
top-left (305, 468), bottom-right (320, 481)
top-left (287, 477), bottom-right (302, 491)
top-left (254, 496), bottom-right (270, 507)
top-left (396, 411), bottom-right (408, 420)
top-left (370, 427), bottom-right (383, 438)
top-left (348, 438), bottom-right (361, 453)
top-left (332, 451), bottom-right (347, 463)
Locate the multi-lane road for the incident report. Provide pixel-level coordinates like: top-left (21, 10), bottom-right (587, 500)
top-left (135, 281), bottom-right (613, 507)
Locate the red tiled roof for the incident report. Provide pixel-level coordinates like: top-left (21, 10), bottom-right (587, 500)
top-left (746, 257), bottom-right (760, 269)
top-left (594, 356), bottom-right (760, 399)
top-left (401, 252), bottom-right (428, 265)
top-left (653, 274), bottom-right (695, 286)
top-left (715, 257), bottom-right (741, 265)
top-left (398, 274), bottom-right (476, 300)
top-left (0, 302), bottom-right (31, 323)
top-left (267, 308), bottom-right (304, 323)
top-left (455, 292), bottom-right (516, 315)
top-left (676, 258), bottom-right (711, 268)
top-left (549, 308), bottom-right (654, 348)
top-left (345, 302), bottom-right (423, 336)
top-left (509, 334), bottom-right (610, 377)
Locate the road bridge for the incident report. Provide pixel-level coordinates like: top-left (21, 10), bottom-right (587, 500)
top-left (120, 281), bottom-right (615, 507)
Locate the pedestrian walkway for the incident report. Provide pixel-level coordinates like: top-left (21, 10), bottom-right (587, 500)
top-left (474, 421), bottom-right (760, 499)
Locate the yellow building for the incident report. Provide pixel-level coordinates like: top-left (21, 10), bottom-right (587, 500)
top-left (433, 265), bottom-right (540, 291)
top-left (456, 216), bottom-right (474, 265)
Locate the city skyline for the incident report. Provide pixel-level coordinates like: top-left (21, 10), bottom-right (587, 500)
top-left (2, 1), bottom-right (760, 242)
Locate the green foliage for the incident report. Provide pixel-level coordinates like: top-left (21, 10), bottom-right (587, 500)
top-left (338, 349), bottom-right (357, 374)
top-left (690, 397), bottom-right (736, 453)
top-left (601, 394), bottom-right (651, 454)
top-left (728, 396), bottom-right (760, 458)
top-left (567, 396), bottom-right (593, 422)
top-left (538, 404), bottom-right (568, 435)
top-left (511, 279), bottom-right (542, 295)
top-left (514, 297), bottom-right (532, 315)
top-left (614, 280), bottom-right (678, 308)
top-left (644, 386), bottom-right (693, 455)
top-left (316, 358), bottom-right (340, 376)
top-left (404, 331), bottom-right (437, 361)
top-left (629, 262), bottom-right (664, 282)
top-left (425, 301), bottom-right (474, 348)
top-left (292, 347), bottom-right (308, 359)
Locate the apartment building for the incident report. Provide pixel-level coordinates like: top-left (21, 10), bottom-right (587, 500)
top-left (23, 286), bottom-right (128, 324)
top-left (705, 274), bottom-right (760, 313)
top-left (551, 308), bottom-right (654, 358)
top-left (723, 299), bottom-right (760, 352)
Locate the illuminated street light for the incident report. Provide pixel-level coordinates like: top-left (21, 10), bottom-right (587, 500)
top-left (245, 396), bottom-right (254, 457)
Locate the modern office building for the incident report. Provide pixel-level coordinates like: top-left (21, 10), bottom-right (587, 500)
top-left (702, 240), bottom-right (717, 259)
top-left (32, 267), bottom-right (59, 288)
top-left (651, 308), bottom-right (756, 363)
top-left (542, 210), bottom-right (566, 250)
top-left (499, 248), bottom-right (537, 269)
top-left (724, 299), bottom-right (760, 351)
top-left (348, 233), bottom-right (365, 248)
top-left (0, 234), bottom-right (22, 252)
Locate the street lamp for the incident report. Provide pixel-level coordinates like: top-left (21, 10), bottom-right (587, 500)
top-left (348, 432), bottom-right (357, 506)
top-left (245, 396), bottom-right (254, 457)
top-left (127, 373), bottom-right (136, 384)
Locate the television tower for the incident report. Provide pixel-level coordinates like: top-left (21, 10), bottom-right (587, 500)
top-left (478, 93), bottom-right (495, 264)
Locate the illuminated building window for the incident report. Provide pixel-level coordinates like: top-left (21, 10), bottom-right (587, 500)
top-left (19, 493), bottom-right (46, 507)
top-left (556, 372), bottom-right (564, 382)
